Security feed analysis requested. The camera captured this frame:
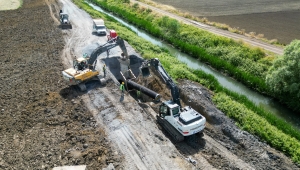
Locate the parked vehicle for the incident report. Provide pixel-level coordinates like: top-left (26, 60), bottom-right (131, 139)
top-left (93, 19), bottom-right (106, 35)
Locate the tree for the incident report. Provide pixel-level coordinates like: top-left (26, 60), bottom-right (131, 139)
top-left (266, 40), bottom-right (300, 111)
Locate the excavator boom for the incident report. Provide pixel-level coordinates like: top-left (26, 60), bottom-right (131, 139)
top-left (142, 58), bottom-right (181, 107)
top-left (88, 37), bottom-right (128, 66)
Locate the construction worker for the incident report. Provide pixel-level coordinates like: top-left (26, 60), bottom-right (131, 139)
top-left (120, 82), bottom-right (125, 95)
top-left (137, 89), bottom-right (141, 99)
top-left (103, 64), bottom-right (106, 77)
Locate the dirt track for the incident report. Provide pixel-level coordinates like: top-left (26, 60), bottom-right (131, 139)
top-left (0, 0), bottom-right (299, 169)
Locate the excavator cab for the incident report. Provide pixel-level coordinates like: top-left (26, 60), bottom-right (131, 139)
top-left (73, 57), bottom-right (88, 71)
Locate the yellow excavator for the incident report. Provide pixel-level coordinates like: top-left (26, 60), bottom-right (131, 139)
top-left (62, 37), bottom-right (128, 91)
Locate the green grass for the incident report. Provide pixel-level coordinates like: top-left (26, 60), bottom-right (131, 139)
top-left (18, 0), bottom-right (23, 9)
top-left (72, 0), bottom-right (300, 164)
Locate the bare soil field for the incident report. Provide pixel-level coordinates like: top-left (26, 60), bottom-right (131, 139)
top-left (0, 0), bottom-right (119, 169)
top-left (151, 0), bottom-right (300, 44)
top-left (0, 0), bottom-right (299, 169)
top-left (207, 10), bottom-right (300, 45)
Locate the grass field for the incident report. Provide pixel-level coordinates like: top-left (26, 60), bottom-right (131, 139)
top-left (0, 0), bottom-right (21, 10)
top-left (151, 0), bottom-right (300, 44)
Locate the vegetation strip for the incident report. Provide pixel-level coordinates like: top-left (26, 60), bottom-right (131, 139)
top-left (73, 0), bottom-right (300, 164)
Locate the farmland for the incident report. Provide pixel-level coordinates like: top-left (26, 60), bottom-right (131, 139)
top-left (151, 0), bottom-right (300, 44)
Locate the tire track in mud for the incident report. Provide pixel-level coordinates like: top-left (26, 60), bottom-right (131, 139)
top-left (45, 0), bottom-right (60, 25)
top-left (175, 134), bottom-right (255, 169)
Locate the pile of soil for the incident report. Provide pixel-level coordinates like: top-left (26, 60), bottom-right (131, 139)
top-left (0, 0), bottom-right (119, 169)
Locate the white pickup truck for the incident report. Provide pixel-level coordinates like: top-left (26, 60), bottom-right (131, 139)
top-left (93, 19), bottom-right (106, 35)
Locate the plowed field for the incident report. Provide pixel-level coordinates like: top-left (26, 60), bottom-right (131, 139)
top-left (152, 0), bottom-right (300, 44)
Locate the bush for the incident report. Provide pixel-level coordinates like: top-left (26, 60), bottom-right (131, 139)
top-left (266, 40), bottom-right (300, 111)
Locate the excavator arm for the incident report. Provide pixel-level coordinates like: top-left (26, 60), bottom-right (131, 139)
top-left (88, 37), bottom-right (128, 67)
top-left (142, 58), bottom-right (181, 107)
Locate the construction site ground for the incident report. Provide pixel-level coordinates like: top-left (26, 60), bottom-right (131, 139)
top-left (0, 0), bottom-right (299, 169)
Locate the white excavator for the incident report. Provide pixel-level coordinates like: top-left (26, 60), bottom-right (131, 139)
top-left (140, 58), bottom-right (206, 142)
top-left (62, 36), bottom-right (128, 91)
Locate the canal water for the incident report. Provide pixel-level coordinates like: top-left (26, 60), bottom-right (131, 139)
top-left (87, 2), bottom-right (300, 130)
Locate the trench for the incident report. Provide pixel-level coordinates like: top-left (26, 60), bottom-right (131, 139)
top-left (87, 2), bottom-right (300, 131)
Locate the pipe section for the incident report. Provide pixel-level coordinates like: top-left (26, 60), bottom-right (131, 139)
top-left (127, 80), bottom-right (161, 101)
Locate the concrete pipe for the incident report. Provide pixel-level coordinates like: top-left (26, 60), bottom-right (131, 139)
top-left (127, 80), bottom-right (161, 101)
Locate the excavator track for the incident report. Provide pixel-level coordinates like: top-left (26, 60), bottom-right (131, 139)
top-left (156, 115), bottom-right (184, 143)
top-left (78, 83), bottom-right (87, 91)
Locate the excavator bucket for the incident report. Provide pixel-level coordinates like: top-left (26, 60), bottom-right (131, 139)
top-left (141, 66), bottom-right (150, 77)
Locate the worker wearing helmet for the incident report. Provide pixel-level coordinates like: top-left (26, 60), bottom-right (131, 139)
top-left (103, 64), bottom-right (106, 77)
top-left (120, 82), bottom-right (125, 95)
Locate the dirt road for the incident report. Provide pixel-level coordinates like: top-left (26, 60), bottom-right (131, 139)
top-left (0, 0), bottom-right (298, 169)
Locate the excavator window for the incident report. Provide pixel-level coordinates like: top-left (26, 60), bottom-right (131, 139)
top-left (159, 105), bottom-right (171, 117)
top-left (166, 108), bottom-right (171, 116)
top-left (160, 105), bottom-right (167, 115)
top-left (172, 107), bottom-right (180, 117)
